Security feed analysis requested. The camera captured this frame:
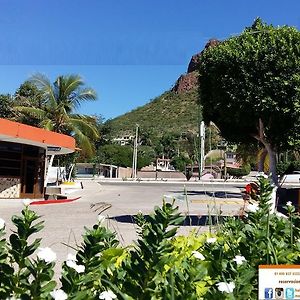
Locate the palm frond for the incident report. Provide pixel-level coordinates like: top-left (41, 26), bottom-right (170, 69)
top-left (74, 88), bottom-right (97, 107)
top-left (14, 106), bottom-right (47, 120)
top-left (63, 75), bottom-right (84, 97)
top-left (69, 115), bottom-right (99, 140)
top-left (72, 127), bottom-right (95, 157)
top-left (40, 119), bottom-right (54, 131)
top-left (29, 73), bottom-right (57, 107)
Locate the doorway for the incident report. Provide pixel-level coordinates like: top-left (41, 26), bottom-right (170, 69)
top-left (20, 151), bottom-right (45, 199)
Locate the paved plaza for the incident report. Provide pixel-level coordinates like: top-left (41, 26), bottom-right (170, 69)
top-left (0, 179), bottom-right (246, 278)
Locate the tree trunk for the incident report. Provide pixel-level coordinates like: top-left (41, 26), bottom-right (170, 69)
top-left (253, 118), bottom-right (278, 186)
top-left (258, 148), bottom-right (268, 172)
top-left (264, 144), bottom-right (278, 185)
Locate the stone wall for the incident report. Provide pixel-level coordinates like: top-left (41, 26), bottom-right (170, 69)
top-left (0, 177), bottom-right (21, 198)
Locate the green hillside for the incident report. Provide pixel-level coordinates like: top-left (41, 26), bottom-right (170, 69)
top-left (106, 88), bottom-right (200, 137)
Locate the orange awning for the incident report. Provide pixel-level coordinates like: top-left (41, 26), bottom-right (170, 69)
top-left (0, 118), bottom-right (75, 155)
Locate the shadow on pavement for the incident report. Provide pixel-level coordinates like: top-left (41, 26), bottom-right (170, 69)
top-left (110, 215), bottom-right (234, 226)
top-left (168, 190), bottom-right (243, 199)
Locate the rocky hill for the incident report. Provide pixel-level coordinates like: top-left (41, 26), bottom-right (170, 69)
top-left (106, 39), bottom-right (219, 137)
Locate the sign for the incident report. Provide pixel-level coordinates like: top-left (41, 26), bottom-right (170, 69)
top-left (47, 146), bottom-right (61, 152)
top-left (259, 265), bottom-right (300, 299)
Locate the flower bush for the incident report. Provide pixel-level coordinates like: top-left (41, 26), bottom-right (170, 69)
top-left (0, 176), bottom-right (299, 299)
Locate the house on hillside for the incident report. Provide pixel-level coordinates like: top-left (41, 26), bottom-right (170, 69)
top-left (112, 135), bottom-right (134, 146)
top-left (0, 118), bottom-right (75, 199)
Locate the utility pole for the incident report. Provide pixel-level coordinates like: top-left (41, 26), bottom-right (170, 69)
top-left (199, 121), bottom-right (205, 178)
top-left (132, 124), bottom-right (139, 180)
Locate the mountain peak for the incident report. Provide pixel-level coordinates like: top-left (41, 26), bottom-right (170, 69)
top-left (172, 39), bottom-right (220, 93)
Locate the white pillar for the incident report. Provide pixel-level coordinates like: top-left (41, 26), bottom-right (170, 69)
top-left (132, 124), bottom-right (139, 180)
top-left (44, 154), bottom-right (55, 187)
top-left (200, 121), bottom-right (205, 174)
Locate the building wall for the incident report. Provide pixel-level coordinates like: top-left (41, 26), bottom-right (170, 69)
top-left (118, 167), bottom-right (132, 178)
top-left (0, 177), bottom-right (21, 198)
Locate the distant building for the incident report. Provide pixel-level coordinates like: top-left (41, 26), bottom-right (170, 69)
top-left (156, 158), bottom-right (175, 171)
top-left (75, 163), bottom-right (132, 179)
top-left (76, 163), bottom-right (118, 178)
top-left (112, 135), bottom-right (134, 146)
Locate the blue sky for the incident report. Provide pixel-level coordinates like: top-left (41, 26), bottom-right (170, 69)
top-left (0, 0), bottom-right (299, 119)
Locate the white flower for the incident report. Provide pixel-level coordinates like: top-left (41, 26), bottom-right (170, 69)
top-left (192, 250), bottom-right (205, 260)
top-left (50, 289), bottom-right (68, 300)
top-left (246, 203), bottom-right (259, 213)
top-left (66, 253), bottom-right (77, 261)
top-left (74, 264), bottom-right (85, 273)
top-left (233, 255), bottom-right (246, 265)
top-left (216, 281), bottom-right (235, 293)
top-left (66, 260), bottom-right (77, 269)
top-left (66, 259), bottom-right (85, 273)
top-left (98, 215), bottom-right (106, 225)
top-left (206, 237), bottom-right (217, 244)
top-left (37, 247), bottom-right (56, 263)
top-left (0, 218), bottom-right (5, 230)
top-left (22, 199), bottom-right (31, 206)
top-left (286, 201), bottom-right (293, 207)
top-left (99, 290), bottom-right (117, 300)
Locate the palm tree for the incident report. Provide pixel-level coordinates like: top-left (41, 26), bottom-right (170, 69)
top-left (14, 74), bottom-right (99, 157)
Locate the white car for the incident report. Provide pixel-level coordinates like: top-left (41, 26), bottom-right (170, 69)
top-left (281, 171), bottom-right (300, 184)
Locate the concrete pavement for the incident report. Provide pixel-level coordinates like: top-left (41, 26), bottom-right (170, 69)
top-left (0, 179), bottom-right (246, 279)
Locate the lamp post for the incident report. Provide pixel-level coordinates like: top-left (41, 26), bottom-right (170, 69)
top-left (199, 121), bottom-right (205, 177)
top-left (132, 124), bottom-right (139, 180)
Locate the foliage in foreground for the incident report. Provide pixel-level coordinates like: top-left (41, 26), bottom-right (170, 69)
top-left (0, 176), bottom-right (300, 299)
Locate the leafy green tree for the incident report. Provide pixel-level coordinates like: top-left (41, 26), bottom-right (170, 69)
top-left (236, 142), bottom-right (260, 170)
top-left (92, 114), bottom-right (112, 147)
top-left (95, 144), bottom-right (132, 167)
top-left (13, 81), bottom-right (44, 126)
top-left (0, 94), bottom-right (14, 119)
top-left (14, 74), bottom-right (99, 157)
top-left (199, 18), bottom-right (300, 184)
top-left (156, 133), bottom-right (180, 159)
top-left (139, 128), bottom-right (155, 147)
top-left (171, 154), bottom-right (192, 172)
top-left (137, 145), bottom-right (156, 169)
top-left (95, 144), bottom-right (154, 169)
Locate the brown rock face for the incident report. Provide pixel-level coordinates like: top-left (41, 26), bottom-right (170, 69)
top-left (173, 38), bottom-right (220, 93)
top-left (187, 39), bottom-right (220, 73)
top-left (172, 72), bottom-right (198, 93)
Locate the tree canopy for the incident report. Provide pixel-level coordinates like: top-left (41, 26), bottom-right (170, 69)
top-left (199, 19), bottom-right (300, 182)
top-left (15, 74), bottom-right (99, 157)
top-left (0, 94), bottom-right (14, 119)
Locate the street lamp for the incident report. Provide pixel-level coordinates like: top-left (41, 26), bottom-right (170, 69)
top-left (132, 124), bottom-right (139, 180)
